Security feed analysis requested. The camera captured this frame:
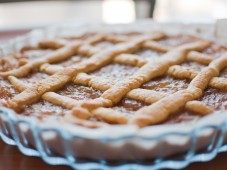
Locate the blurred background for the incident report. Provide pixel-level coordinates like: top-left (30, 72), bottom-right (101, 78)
top-left (0, 0), bottom-right (227, 31)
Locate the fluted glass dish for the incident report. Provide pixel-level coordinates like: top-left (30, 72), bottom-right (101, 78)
top-left (1, 107), bottom-right (227, 170)
top-left (0, 20), bottom-right (227, 169)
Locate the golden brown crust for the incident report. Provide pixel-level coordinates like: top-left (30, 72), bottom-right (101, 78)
top-left (131, 52), bottom-right (227, 127)
top-left (6, 33), bottom-right (164, 111)
top-left (82, 41), bottom-right (210, 110)
top-left (143, 40), bottom-right (171, 52)
top-left (167, 65), bottom-right (198, 80)
top-left (187, 51), bottom-right (214, 65)
top-left (0, 42), bottom-right (80, 77)
top-left (130, 90), bottom-right (194, 127)
top-left (167, 65), bottom-right (227, 90)
top-left (40, 63), bottom-right (64, 74)
top-left (1, 31), bottom-right (226, 128)
top-left (38, 39), bottom-right (68, 49)
top-left (92, 108), bottom-right (128, 124)
top-left (7, 76), bottom-right (78, 109)
top-left (114, 54), bottom-right (147, 67)
top-left (185, 101), bottom-right (214, 115)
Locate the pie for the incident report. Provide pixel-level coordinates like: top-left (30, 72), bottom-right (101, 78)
top-left (0, 29), bottom-right (226, 129)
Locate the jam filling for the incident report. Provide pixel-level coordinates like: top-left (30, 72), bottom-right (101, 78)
top-left (0, 35), bottom-right (226, 125)
top-left (201, 44), bottom-right (227, 57)
top-left (90, 63), bottom-right (139, 82)
top-left (55, 54), bottom-right (87, 67)
top-left (166, 111), bottom-right (200, 124)
top-left (112, 98), bottom-right (148, 115)
top-left (0, 80), bottom-right (18, 103)
top-left (157, 35), bottom-right (199, 47)
top-left (134, 48), bottom-right (163, 61)
top-left (21, 49), bottom-right (53, 61)
top-left (220, 68), bottom-right (227, 78)
top-left (22, 100), bottom-right (68, 121)
top-left (57, 83), bottom-right (103, 101)
top-left (142, 76), bottom-right (189, 94)
top-left (0, 56), bottom-right (21, 72)
top-left (20, 72), bottom-right (50, 84)
top-left (199, 88), bottom-right (227, 110)
top-left (181, 61), bottom-right (206, 71)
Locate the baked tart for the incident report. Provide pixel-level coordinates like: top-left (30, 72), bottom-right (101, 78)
top-left (0, 29), bottom-right (226, 129)
top-left (0, 22), bottom-right (227, 166)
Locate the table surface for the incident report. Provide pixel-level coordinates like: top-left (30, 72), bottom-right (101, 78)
top-left (1, 30), bottom-right (227, 170)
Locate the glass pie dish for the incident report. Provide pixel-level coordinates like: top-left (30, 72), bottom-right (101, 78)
top-left (0, 20), bottom-right (227, 169)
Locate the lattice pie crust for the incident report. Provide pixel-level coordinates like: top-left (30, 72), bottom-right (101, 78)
top-left (0, 30), bottom-right (226, 128)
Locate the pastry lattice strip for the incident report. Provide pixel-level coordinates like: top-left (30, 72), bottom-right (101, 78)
top-left (41, 52), bottom-right (227, 91)
top-left (2, 33), bottom-right (137, 77)
top-left (8, 74), bottom-right (212, 126)
top-left (8, 76), bottom-right (109, 127)
top-left (39, 62), bottom-right (221, 115)
top-left (1, 32), bottom-right (227, 127)
top-left (131, 53), bottom-right (227, 127)
top-left (5, 33), bottom-right (164, 111)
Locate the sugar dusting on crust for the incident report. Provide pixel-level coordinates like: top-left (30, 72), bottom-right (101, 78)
top-left (142, 76), bottom-right (189, 94)
top-left (91, 63), bottom-right (139, 82)
top-left (57, 83), bottom-right (103, 101)
top-left (200, 88), bottom-right (227, 110)
top-left (0, 32), bottom-right (226, 127)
